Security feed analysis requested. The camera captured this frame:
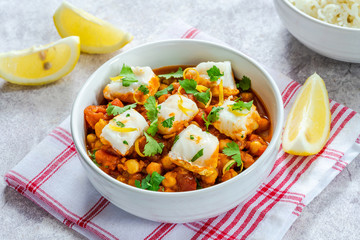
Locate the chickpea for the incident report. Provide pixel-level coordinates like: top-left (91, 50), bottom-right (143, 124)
top-left (146, 162), bottom-right (163, 175)
top-left (257, 118), bottom-right (270, 131)
top-left (94, 140), bottom-right (103, 150)
top-left (95, 119), bottom-right (108, 138)
top-left (162, 172), bottom-right (177, 188)
top-left (161, 156), bottom-right (176, 170)
top-left (116, 175), bottom-right (126, 183)
top-left (219, 139), bottom-right (232, 152)
top-left (201, 170), bottom-right (218, 185)
top-left (240, 92), bottom-right (253, 102)
top-left (249, 141), bottom-right (262, 155)
top-left (86, 133), bottom-right (97, 144)
top-left (221, 169), bottom-right (238, 182)
top-left (128, 173), bottom-right (142, 186)
top-left (125, 159), bottom-right (140, 174)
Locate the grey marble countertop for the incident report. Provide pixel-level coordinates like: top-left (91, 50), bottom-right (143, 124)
top-left (1, 0), bottom-right (359, 239)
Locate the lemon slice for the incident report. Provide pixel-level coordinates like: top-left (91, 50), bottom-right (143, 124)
top-left (0, 36), bottom-right (80, 85)
top-left (282, 73), bottom-right (331, 156)
top-left (53, 1), bottom-right (133, 54)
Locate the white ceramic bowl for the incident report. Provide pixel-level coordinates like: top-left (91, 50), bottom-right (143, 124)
top-left (274, 0), bottom-right (360, 63)
top-left (71, 39), bottom-right (284, 223)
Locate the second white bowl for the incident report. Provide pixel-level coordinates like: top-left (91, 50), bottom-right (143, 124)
top-left (274, 0), bottom-right (360, 63)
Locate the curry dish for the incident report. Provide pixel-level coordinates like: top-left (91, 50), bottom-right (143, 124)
top-left (84, 62), bottom-right (272, 192)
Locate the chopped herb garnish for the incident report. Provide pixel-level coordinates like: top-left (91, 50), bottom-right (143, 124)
top-left (154, 84), bottom-right (174, 98)
top-left (229, 100), bottom-right (253, 112)
top-left (144, 96), bottom-right (160, 136)
top-left (138, 85), bottom-right (149, 95)
top-left (104, 165), bottom-right (109, 168)
top-left (179, 79), bottom-right (210, 105)
top-left (202, 114), bottom-right (211, 131)
top-left (147, 118), bottom-right (159, 136)
top-left (196, 178), bottom-right (203, 189)
top-left (158, 67), bottom-right (183, 79)
top-left (207, 106), bottom-right (223, 123)
top-left (143, 132), bottom-right (164, 157)
top-left (201, 106), bottom-right (223, 131)
top-left (190, 135), bottom-right (194, 140)
top-left (207, 65), bottom-right (224, 82)
top-left (236, 75), bottom-right (251, 91)
top-left (126, 113), bottom-right (130, 117)
top-left (114, 119), bottom-right (125, 127)
top-left (223, 141), bottom-right (242, 167)
top-left (106, 103), bottom-right (137, 116)
top-left (123, 140), bottom-right (128, 145)
top-left (144, 96), bottom-right (159, 122)
top-left (194, 89), bottom-right (211, 105)
top-left (161, 116), bottom-right (175, 128)
top-left (135, 172), bottom-right (165, 191)
top-left (173, 135), bottom-right (180, 145)
top-left (89, 150), bottom-right (100, 167)
top-left (179, 79), bottom-right (198, 94)
top-left (190, 149), bottom-right (204, 162)
top-left (116, 64), bottom-right (138, 87)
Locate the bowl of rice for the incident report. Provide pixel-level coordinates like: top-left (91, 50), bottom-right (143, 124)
top-left (274, 0), bottom-right (360, 63)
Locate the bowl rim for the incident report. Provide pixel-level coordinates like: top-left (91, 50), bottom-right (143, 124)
top-left (279, 0), bottom-right (360, 32)
top-left (71, 39), bottom-right (284, 197)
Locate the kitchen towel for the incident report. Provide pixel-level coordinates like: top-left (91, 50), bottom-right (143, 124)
top-left (4, 20), bottom-right (360, 240)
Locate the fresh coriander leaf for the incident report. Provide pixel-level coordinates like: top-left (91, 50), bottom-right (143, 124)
top-left (154, 84), bottom-right (174, 98)
top-left (207, 65), bottom-right (224, 82)
top-left (106, 103), bottom-right (137, 116)
top-left (173, 135), bottom-right (179, 145)
top-left (114, 119), bottom-right (125, 127)
top-left (147, 119), bottom-right (158, 136)
top-left (158, 67), bottom-right (183, 79)
top-left (223, 141), bottom-right (242, 167)
top-left (126, 113), bottom-right (130, 117)
top-left (148, 172), bottom-right (165, 191)
top-left (144, 96), bottom-right (158, 122)
top-left (161, 116), bottom-right (175, 128)
top-left (179, 79), bottom-right (210, 105)
top-left (138, 85), bottom-right (149, 95)
top-left (229, 100), bottom-right (253, 112)
top-left (123, 140), bottom-right (128, 145)
top-left (207, 106), bottom-right (223, 123)
top-left (190, 135), bottom-right (194, 140)
top-left (135, 172), bottom-right (165, 191)
top-left (201, 107), bottom-right (223, 131)
top-left (135, 180), bottom-right (141, 188)
top-left (190, 149), bottom-right (204, 162)
top-left (118, 64), bottom-right (138, 87)
top-left (202, 114), bottom-right (211, 131)
top-left (194, 89), bottom-right (211, 105)
top-left (179, 79), bottom-right (198, 94)
top-left (143, 132), bottom-right (164, 157)
top-left (237, 76), bottom-right (251, 91)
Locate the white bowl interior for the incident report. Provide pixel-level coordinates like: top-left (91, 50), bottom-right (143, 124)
top-left (71, 39), bottom-right (284, 222)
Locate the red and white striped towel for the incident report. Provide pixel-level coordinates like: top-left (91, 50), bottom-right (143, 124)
top-left (5, 20), bottom-right (360, 240)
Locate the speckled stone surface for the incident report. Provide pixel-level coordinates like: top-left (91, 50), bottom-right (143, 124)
top-left (0, 0), bottom-right (359, 239)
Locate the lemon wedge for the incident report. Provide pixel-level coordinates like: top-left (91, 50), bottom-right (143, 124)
top-left (53, 1), bottom-right (133, 54)
top-left (0, 36), bottom-right (80, 85)
top-left (282, 73), bottom-right (331, 156)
